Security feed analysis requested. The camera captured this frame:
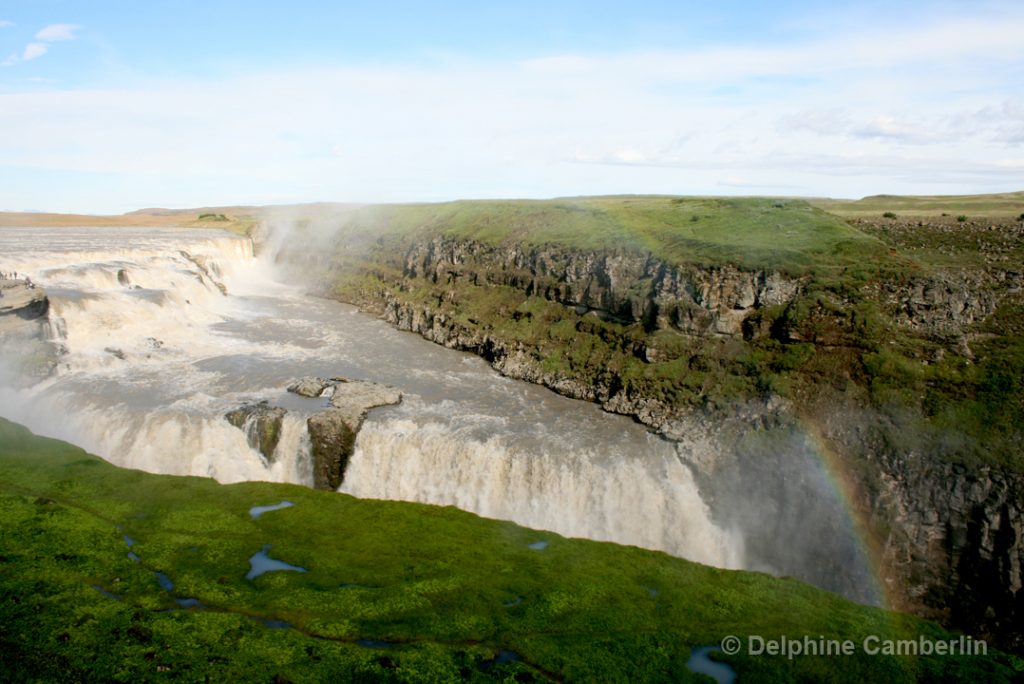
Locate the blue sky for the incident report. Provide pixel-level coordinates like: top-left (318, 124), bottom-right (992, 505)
top-left (1, 1), bottom-right (1022, 212)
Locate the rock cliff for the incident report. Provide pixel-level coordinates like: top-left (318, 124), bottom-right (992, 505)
top-left (331, 230), bottom-right (1024, 651)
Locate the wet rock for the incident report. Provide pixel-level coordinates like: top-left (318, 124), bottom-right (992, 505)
top-left (307, 410), bottom-right (358, 490)
top-left (0, 279), bottom-right (56, 384)
top-left (307, 378), bottom-right (402, 490)
top-left (327, 378), bottom-right (403, 412)
top-left (287, 376), bottom-right (331, 398)
top-left (104, 347), bottom-right (126, 360)
top-left (0, 278), bottom-right (49, 321)
top-left (225, 401), bottom-right (287, 464)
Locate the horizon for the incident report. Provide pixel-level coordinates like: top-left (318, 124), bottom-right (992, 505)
top-left (5, 189), bottom-right (1024, 218)
top-left (2, 1), bottom-right (1023, 213)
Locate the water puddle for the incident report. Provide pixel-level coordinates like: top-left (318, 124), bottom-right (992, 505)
top-left (527, 540), bottom-right (548, 551)
top-left (246, 544), bottom-right (307, 580)
top-left (355, 639), bottom-right (394, 649)
top-left (155, 572), bottom-right (174, 592)
top-left (479, 650), bottom-right (522, 672)
top-left (259, 618), bottom-right (292, 629)
top-left (175, 597), bottom-right (203, 608)
top-left (91, 585), bottom-right (122, 601)
top-left (127, 551), bottom-right (140, 563)
top-left (249, 500), bottom-right (295, 519)
top-left (686, 646), bottom-right (736, 684)
top-left (503, 596), bottom-right (523, 607)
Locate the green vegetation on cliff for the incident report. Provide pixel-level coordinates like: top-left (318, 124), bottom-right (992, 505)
top-left (1, 418), bottom-right (1020, 682)
top-left (336, 196), bottom-right (893, 277)
top-left (317, 195), bottom-right (1023, 471)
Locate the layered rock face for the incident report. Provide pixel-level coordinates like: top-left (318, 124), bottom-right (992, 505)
top-left (335, 234), bottom-right (1024, 650)
top-left (838, 414), bottom-right (1024, 651)
top-left (403, 237), bottom-right (804, 336)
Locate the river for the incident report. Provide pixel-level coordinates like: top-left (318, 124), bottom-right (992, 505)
top-left (0, 226), bottom-right (742, 570)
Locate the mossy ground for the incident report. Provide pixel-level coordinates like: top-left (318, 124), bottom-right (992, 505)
top-left (2, 418), bottom-right (1020, 682)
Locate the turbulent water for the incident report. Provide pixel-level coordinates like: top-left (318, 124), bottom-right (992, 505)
top-left (0, 226), bottom-right (742, 569)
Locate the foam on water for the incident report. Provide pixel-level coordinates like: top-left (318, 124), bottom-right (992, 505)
top-left (0, 225), bottom-right (743, 570)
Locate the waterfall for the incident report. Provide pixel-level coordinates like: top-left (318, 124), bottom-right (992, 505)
top-left (342, 417), bottom-right (742, 568)
top-left (0, 225), bottom-right (742, 571)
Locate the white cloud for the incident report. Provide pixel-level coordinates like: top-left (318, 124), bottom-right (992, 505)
top-left (852, 116), bottom-right (937, 144)
top-left (1, 54), bottom-right (17, 67)
top-left (0, 20), bottom-right (14, 28)
top-left (1, 7), bottom-right (1023, 211)
top-left (35, 23), bottom-right (80, 42)
top-left (22, 43), bottom-right (47, 61)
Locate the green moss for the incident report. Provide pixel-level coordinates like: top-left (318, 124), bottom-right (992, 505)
top-left (1, 418), bottom-right (1021, 681)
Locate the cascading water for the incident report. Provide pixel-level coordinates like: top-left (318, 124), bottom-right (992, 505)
top-left (0, 224), bottom-right (742, 570)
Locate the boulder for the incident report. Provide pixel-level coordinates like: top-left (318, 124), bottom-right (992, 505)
top-left (287, 376), bottom-right (331, 398)
top-left (327, 377), bottom-right (403, 412)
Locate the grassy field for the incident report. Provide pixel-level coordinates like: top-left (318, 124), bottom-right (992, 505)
top-left (809, 192), bottom-right (1024, 219)
top-left (335, 196), bottom-right (893, 278)
top-left (0, 207), bottom-right (260, 235)
top-left (1, 418), bottom-right (1020, 682)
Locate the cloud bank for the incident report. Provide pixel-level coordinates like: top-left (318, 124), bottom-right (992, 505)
top-left (0, 8), bottom-right (1021, 212)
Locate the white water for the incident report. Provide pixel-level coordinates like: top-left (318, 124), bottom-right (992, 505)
top-left (0, 226), bottom-right (742, 569)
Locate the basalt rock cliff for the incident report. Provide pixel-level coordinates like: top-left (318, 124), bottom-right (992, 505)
top-left (327, 222), bottom-right (1024, 651)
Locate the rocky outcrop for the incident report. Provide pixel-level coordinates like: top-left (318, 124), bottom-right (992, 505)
top-left (0, 278), bottom-right (49, 323)
top-left (290, 377), bottom-right (402, 490)
top-left (225, 401), bottom-right (287, 464)
top-left (287, 376), bottom-right (331, 398)
top-left (224, 378), bottom-right (402, 489)
top-left (402, 237), bottom-right (804, 335)
top-left (830, 412), bottom-right (1024, 652)
top-left (869, 272), bottom-right (1005, 347)
top-left (0, 278), bottom-right (57, 384)
top-left (179, 251), bottom-right (228, 295)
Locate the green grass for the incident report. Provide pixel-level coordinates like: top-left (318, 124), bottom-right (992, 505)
top-left (810, 192), bottom-right (1024, 219)
top-left (336, 196), bottom-right (892, 277)
top-left (2, 418), bottom-right (1020, 682)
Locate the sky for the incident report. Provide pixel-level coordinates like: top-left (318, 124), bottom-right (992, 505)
top-left (0, 1), bottom-right (1022, 213)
